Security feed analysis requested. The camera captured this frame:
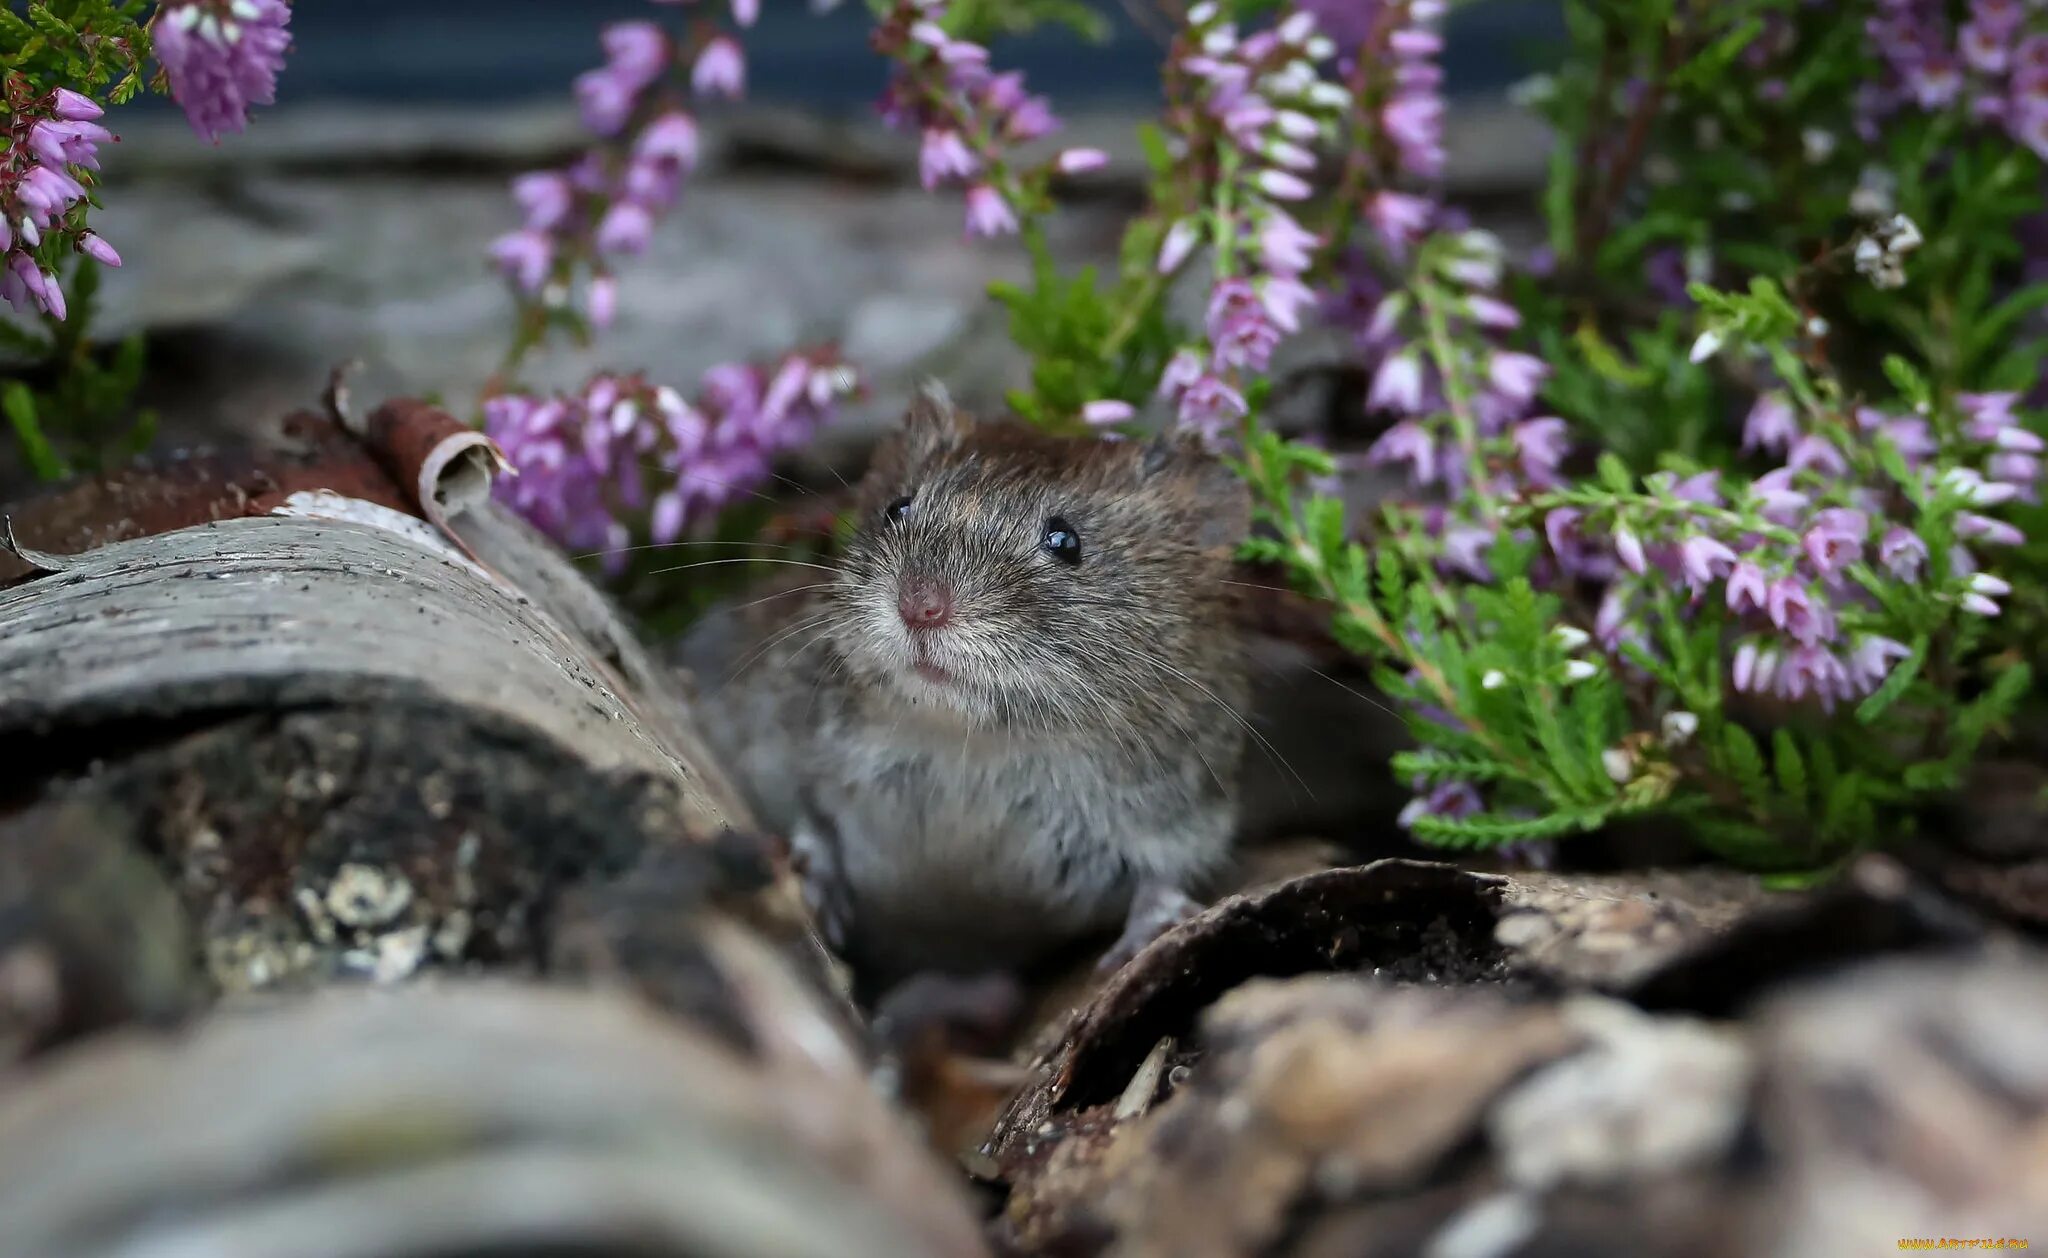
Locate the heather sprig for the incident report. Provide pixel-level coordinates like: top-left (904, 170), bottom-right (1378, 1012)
top-left (484, 349), bottom-right (859, 565)
top-left (0, 1), bottom-right (198, 477)
top-left (870, 0), bottom-right (1100, 242)
top-left (487, 1), bottom-right (760, 369)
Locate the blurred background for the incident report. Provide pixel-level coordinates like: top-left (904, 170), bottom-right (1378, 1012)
top-left (56, 0), bottom-right (1560, 475)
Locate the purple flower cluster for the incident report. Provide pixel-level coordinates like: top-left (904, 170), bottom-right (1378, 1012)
top-left (153, 0), bottom-right (292, 145)
top-left (492, 3), bottom-right (755, 327)
top-left (0, 89), bottom-right (119, 320)
top-left (1545, 387), bottom-right (2038, 712)
top-left (486, 351), bottom-right (858, 562)
top-left (1151, 3), bottom-right (1351, 443)
top-left (1361, 230), bottom-right (1564, 518)
top-left (875, 0), bottom-right (1106, 240)
top-left (1863, 0), bottom-right (2048, 159)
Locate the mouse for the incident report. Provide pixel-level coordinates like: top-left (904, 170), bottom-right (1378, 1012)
top-left (679, 382), bottom-right (1252, 987)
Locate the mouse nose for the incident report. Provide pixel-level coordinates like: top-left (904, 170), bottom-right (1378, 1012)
top-left (898, 577), bottom-right (954, 630)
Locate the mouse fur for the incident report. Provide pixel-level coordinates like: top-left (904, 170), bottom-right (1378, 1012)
top-left (682, 383), bottom-right (1251, 983)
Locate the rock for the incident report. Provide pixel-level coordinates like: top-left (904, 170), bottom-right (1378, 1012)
top-left (1750, 954), bottom-right (2048, 1258)
top-left (1494, 868), bottom-right (1781, 989)
top-left (0, 798), bottom-right (200, 1068)
top-left (1488, 997), bottom-right (1752, 1190)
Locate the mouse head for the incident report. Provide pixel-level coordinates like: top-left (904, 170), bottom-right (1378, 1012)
top-left (829, 382), bottom-right (1251, 732)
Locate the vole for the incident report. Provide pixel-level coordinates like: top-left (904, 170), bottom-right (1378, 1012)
top-left (682, 382), bottom-right (1251, 986)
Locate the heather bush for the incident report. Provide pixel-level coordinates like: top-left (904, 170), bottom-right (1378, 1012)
top-left (5, 0), bottom-right (2044, 870)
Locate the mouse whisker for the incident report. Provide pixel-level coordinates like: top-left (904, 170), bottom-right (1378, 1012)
top-left (1079, 634), bottom-right (1313, 803)
top-left (642, 556), bottom-right (843, 578)
top-left (724, 608), bottom-right (847, 684)
top-left (571, 539), bottom-right (825, 561)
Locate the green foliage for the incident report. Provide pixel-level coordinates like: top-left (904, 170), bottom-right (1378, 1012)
top-left (1, 258), bottom-right (158, 479)
top-left (989, 225), bottom-right (1180, 432)
top-left (2, 0), bottom-right (155, 99)
top-left (2, 0), bottom-right (167, 480)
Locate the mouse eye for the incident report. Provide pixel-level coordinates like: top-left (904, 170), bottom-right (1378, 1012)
top-left (1040, 516), bottom-right (1082, 566)
top-left (884, 495), bottom-right (914, 525)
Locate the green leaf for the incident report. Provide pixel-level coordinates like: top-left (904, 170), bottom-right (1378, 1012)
top-left (1881, 355), bottom-right (1931, 409)
top-left (1855, 635), bottom-right (1927, 723)
top-left (4, 383), bottom-right (66, 481)
top-left (1597, 452), bottom-right (1634, 494)
top-left (1772, 729), bottom-right (1808, 808)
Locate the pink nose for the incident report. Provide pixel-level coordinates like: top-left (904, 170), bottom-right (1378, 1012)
top-left (898, 579), bottom-right (953, 630)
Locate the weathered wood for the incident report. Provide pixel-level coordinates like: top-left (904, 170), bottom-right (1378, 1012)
top-left (0, 516), bottom-right (727, 812)
top-left (0, 982), bottom-right (990, 1258)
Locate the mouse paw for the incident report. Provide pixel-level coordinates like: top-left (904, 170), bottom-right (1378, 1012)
top-left (790, 823), bottom-right (854, 951)
top-left (1097, 882), bottom-right (1204, 974)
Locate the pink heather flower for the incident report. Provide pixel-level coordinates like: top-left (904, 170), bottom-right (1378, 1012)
top-left (1775, 645), bottom-right (1851, 709)
top-left (1082, 400), bottom-right (1135, 426)
top-left (17, 164), bottom-right (86, 222)
top-left (596, 201), bottom-right (655, 254)
top-left (1439, 525), bottom-right (1493, 581)
top-left (490, 230), bottom-right (554, 293)
top-left (692, 37), bottom-right (747, 99)
top-left (1992, 426), bottom-right (2046, 453)
top-left (1613, 524), bottom-right (1647, 574)
top-left (1726, 561), bottom-right (1769, 614)
top-left (636, 113), bottom-right (702, 169)
top-left (1786, 433), bottom-right (1849, 477)
top-left (1990, 453), bottom-right (2042, 495)
top-left (1465, 294), bottom-right (1521, 330)
top-left (651, 490), bottom-right (687, 544)
top-left (1543, 507), bottom-right (1582, 557)
top-left (1257, 210), bottom-right (1319, 274)
top-left (1158, 348), bottom-right (1205, 398)
top-left (919, 128), bottom-right (979, 189)
top-left (575, 66), bottom-right (640, 135)
top-left (77, 232), bottom-right (121, 267)
top-left (731, 0), bottom-right (761, 28)
top-left (1848, 636), bottom-right (1912, 691)
top-left (28, 119), bottom-right (112, 170)
top-left (1055, 147), bottom-right (1109, 174)
top-left (51, 88), bottom-right (103, 121)
top-left (1957, 511), bottom-right (2025, 546)
top-left (588, 275), bottom-right (619, 328)
top-left (1175, 374), bottom-right (1249, 438)
top-left (602, 22), bottom-right (669, 86)
top-left (1207, 279), bottom-right (1283, 371)
top-left (1368, 352), bottom-right (1426, 414)
top-left (1367, 419), bottom-right (1438, 485)
top-left (154, 0), bottom-right (292, 144)
top-left (512, 172), bottom-right (575, 232)
top-left (1595, 586), bottom-right (1630, 644)
top-left (1767, 577), bottom-right (1833, 645)
top-left (1486, 352), bottom-right (1549, 405)
top-left (1679, 536), bottom-right (1738, 587)
top-left (964, 184), bottom-right (1019, 238)
top-left (1742, 393), bottom-right (1799, 454)
top-left (1879, 526), bottom-right (1928, 580)
top-left (1960, 392), bottom-right (2019, 426)
top-left (1511, 418), bottom-right (1568, 480)
top-left (1733, 641), bottom-right (1764, 692)
top-left (1, 252), bottom-right (61, 319)
top-left (1366, 191), bottom-right (1433, 250)
top-left (1257, 169), bottom-right (1313, 200)
top-left (1158, 219), bottom-right (1202, 273)
top-left (1962, 592), bottom-right (2002, 617)
top-left (1801, 508), bottom-right (1867, 577)
top-left (1258, 276), bottom-right (1317, 334)
top-left (998, 91), bottom-right (1057, 143)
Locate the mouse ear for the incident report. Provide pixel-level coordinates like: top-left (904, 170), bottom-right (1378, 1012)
top-left (900, 378), bottom-right (971, 461)
top-left (1139, 431), bottom-right (1251, 551)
